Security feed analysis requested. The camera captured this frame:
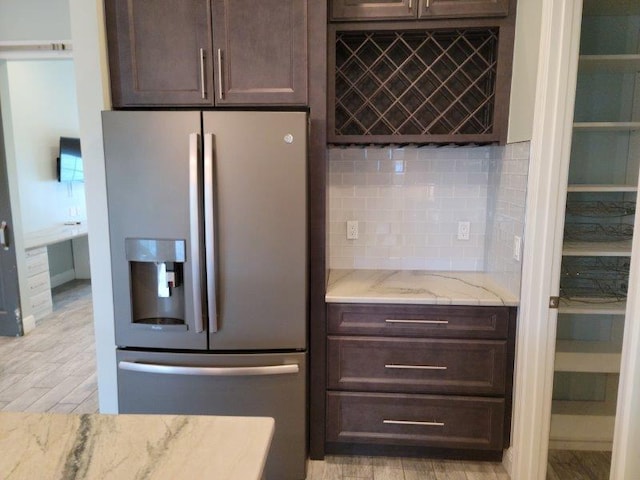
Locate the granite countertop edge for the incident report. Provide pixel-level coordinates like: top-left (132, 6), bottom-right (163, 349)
top-left (325, 269), bottom-right (520, 307)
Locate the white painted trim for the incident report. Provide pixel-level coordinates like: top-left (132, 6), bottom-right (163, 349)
top-left (21, 315), bottom-right (35, 335)
top-left (68, 0), bottom-right (117, 413)
top-left (502, 446), bottom-right (514, 478)
top-left (510, 1), bottom-right (583, 479)
top-left (50, 269), bottom-right (76, 289)
top-left (611, 151), bottom-right (640, 476)
top-left (0, 40), bottom-right (73, 60)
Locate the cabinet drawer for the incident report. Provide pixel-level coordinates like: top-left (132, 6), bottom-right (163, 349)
top-left (25, 246), bottom-right (47, 258)
top-left (27, 271), bottom-right (51, 296)
top-left (32, 301), bottom-right (53, 321)
top-left (30, 289), bottom-right (53, 312)
top-left (326, 391), bottom-right (504, 451)
top-left (328, 336), bottom-right (506, 395)
top-left (25, 249), bottom-right (49, 276)
top-left (327, 304), bottom-right (510, 339)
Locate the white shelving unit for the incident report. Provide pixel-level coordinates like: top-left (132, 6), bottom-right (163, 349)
top-left (550, 4), bottom-right (640, 454)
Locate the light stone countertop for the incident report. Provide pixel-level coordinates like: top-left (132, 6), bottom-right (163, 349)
top-left (0, 412), bottom-right (274, 480)
top-left (23, 223), bottom-right (89, 250)
top-left (326, 269), bottom-right (519, 306)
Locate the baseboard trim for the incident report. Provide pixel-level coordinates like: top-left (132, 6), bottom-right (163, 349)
top-left (22, 314), bottom-right (36, 335)
top-left (50, 269), bottom-right (76, 288)
top-left (502, 446), bottom-right (514, 477)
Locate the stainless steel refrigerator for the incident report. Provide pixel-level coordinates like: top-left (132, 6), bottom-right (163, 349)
top-left (102, 110), bottom-right (307, 480)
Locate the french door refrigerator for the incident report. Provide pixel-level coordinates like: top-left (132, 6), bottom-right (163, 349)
top-left (102, 110), bottom-right (308, 480)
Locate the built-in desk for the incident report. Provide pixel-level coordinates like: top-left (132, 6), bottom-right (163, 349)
top-left (23, 223), bottom-right (88, 250)
top-left (0, 412), bottom-right (274, 480)
top-left (23, 224), bottom-right (90, 322)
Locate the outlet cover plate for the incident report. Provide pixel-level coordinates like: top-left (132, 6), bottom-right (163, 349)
top-left (347, 220), bottom-right (359, 240)
top-left (457, 221), bottom-right (470, 240)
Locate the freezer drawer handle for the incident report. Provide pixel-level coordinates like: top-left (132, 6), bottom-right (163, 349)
top-left (385, 319), bottom-right (449, 325)
top-left (385, 364), bottom-right (447, 371)
top-left (118, 361), bottom-right (299, 377)
top-left (383, 419), bottom-right (444, 427)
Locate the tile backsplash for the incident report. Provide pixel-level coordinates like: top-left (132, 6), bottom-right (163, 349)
top-left (328, 142), bottom-right (530, 293)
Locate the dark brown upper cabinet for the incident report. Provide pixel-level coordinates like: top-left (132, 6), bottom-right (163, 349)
top-left (331, 0), bottom-right (508, 21)
top-left (105, 0), bottom-right (214, 107)
top-left (420, 0), bottom-right (509, 18)
top-left (211, 0), bottom-right (307, 106)
top-left (328, 19), bottom-right (515, 145)
top-left (331, 0), bottom-right (417, 20)
top-left (105, 0), bottom-right (307, 107)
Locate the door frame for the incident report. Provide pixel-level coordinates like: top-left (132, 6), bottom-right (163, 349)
top-left (511, 0), bottom-right (640, 478)
top-left (0, 96), bottom-right (22, 336)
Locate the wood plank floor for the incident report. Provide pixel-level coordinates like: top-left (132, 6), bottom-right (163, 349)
top-left (0, 280), bottom-right (97, 414)
top-left (546, 450), bottom-right (611, 480)
top-left (0, 281), bottom-right (612, 479)
top-left (305, 455), bottom-right (509, 480)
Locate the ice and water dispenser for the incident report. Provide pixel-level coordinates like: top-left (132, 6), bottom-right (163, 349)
top-left (125, 238), bottom-right (187, 329)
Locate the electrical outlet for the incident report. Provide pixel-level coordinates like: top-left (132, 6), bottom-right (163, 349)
top-left (457, 221), bottom-right (470, 240)
top-left (513, 235), bottom-right (522, 261)
top-left (69, 206), bottom-right (78, 217)
top-left (346, 220), bottom-right (359, 240)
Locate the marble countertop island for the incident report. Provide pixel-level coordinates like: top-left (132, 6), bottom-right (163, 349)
top-left (0, 412), bottom-right (274, 480)
top-left (326, 269), bottom-right (519, 306)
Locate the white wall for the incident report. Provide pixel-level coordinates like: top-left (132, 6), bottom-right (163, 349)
top-left (68, 0), bottom-right (117, 413)
top-left (328, 146), bottom-right (491, 271)
top-left (2, 60), bottom-right (86, 233)
top-left (328, 143), bottom-right (530, 297)
top-left (0, 0), bottom-right (70, 41)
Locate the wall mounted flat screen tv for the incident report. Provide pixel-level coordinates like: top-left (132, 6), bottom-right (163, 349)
top-left (57, 136), bottom-right (83, 182)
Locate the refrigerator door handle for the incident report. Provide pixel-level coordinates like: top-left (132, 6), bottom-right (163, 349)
top-left (203, 133), bottom-right (219, 333)
top-left (189, 133), bottom-right (205, 334)
top-left (118, 361), bottom-right (299, 376)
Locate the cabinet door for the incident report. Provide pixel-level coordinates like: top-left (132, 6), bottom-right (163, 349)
top-left (331, 0), bottom-right (417, 20)
top-left (105, 0), bottom-right (214, 107)
top-left (212, 0), bottom-right (307, 105)
top-left (419, 0), bottom-right (509, 18)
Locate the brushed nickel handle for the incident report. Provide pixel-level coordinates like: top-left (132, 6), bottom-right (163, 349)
top-left (408, 0), bottom-right (412, 10)
top-left (385, 319), bottom-right (449, 325)
top-left (199, 48), bottom-right (206, 99)
top-left (385, 364), bottom-right (447, 370)
top-left (119, 361), bottom-right (299, 377)
top-left (203, 133), bottom-right (218, 333)
top-left (217, 49), bottom-right (224, 100)
top-left (189, 133), bottom-right (204, 334)
top-left (383, 419), bottom-right (444, 427)
top-left (425, 0), bottom-right (430, 7)
top-left (0, 221), bottom-right (8, 250)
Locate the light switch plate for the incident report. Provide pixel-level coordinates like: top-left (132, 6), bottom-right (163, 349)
top-left (513, 235), bottom-right (522, 261)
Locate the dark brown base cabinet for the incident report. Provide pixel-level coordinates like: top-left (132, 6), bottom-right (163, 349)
top-left (326, 303), bottom-right (516, 459)
top-left (105, 0), bottom-right (307, 107)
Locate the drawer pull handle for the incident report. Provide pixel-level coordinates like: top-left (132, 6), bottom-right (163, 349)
top-left (383, 419), bottom-right (444, 427)
top-left (385, 319), bottom-right (449, 325)
top-left (385, 364), bottom-right (447, 370)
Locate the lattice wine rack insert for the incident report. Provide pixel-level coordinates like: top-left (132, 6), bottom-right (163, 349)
top-left (332, 28), bottom-right (499, 141)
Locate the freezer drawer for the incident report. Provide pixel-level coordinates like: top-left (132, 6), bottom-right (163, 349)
top-left (116, 349), bottom-right (307, 480)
